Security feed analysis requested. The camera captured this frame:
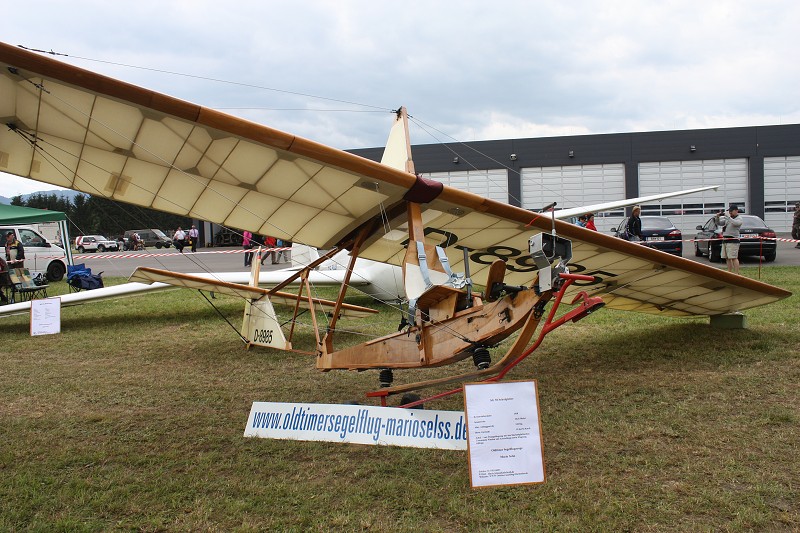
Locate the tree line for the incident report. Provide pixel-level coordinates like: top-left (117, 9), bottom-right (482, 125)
top-left (12, 192), bottom-right (192, 239)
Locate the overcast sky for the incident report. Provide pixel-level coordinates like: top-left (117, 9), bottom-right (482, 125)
top-left (3, 0), bottom-right (800, 196)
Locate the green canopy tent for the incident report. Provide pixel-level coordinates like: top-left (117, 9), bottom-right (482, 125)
top-left (0, 203), bottom-right (73, 265)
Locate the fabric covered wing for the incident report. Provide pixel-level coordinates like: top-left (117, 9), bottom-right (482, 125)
top-left (0, 43), bottom-right (414, 248)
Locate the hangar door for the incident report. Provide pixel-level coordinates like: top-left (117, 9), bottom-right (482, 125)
top-left (763, 156), bottom-right (800, 232)
top-left (638, 159), bottom-right (747, 234)
top-left (425, 169), bottom-right (509, 203)
top-left (521, 163), bottom-right (625, 232)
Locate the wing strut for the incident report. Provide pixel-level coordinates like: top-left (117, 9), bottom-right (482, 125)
top-left (322, 223), bottom-right (373, 353)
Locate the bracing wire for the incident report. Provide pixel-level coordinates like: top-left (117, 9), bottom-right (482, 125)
top-left (18, 45), bottom-right (391, 113)
top-left (408, 115), bottom-right (581, 212)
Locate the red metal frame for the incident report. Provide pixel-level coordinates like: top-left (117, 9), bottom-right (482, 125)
top-left (378, 272), bottom-right (604, 408)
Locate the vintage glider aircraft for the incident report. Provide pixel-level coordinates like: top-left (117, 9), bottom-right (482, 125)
top-left (0, 43), bottom-right (791, 401)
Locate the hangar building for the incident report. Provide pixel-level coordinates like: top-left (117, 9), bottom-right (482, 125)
top-left (352, 123), bottom-right (800, 235)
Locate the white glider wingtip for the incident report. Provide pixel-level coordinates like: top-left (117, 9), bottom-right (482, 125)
top-left (552, 185), bottom-right (720, 219)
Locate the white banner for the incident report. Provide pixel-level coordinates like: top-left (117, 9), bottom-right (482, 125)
top-left (244, 402), bottom-right (467, 450)
top-left (465, 381), bottom-right (545, 488)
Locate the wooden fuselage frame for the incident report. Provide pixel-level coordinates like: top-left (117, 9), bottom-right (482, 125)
top-left (313, 200), bottom-right (545, 372)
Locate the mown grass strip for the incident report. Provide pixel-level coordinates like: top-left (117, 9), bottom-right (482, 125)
top-left (1, 267), bottom-right (797, 530)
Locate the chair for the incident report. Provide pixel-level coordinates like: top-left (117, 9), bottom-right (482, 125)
top-left (8, 268), bottom-right (48, 303)
top-left (67, 263), bottom-right (89, 293)
top-left (66, 263), bottom-right (103, 292)
top-left (403, 240), bottom-right (470, 324)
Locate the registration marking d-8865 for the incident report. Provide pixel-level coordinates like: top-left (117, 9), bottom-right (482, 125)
top-left (402, 227), bottom-right (620, 287)
top-left (457, 247), bottom-right (618, 287)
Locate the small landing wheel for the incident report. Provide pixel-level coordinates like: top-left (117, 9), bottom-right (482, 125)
top-left (400, 393), bottom-right (423, 409)
top-left (472, 347), bottom-right (491, 369)
top-left (378, 368), bottom-right (394, 388)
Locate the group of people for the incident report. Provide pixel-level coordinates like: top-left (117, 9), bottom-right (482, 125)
top-left (577, 209), bottom-right (645, 236)
top-left (172, 225), bottom-right (200, 253)
top-left (242, 232), bottom-right (291, 267)
top-left (576, 213), bottom-right (598, 231)
top-left (577, 208), bottom-right (645, 238)
top-left (128, 232), bottom-right (143, 250)
top-left (616, 204), bottom-right (744, 273)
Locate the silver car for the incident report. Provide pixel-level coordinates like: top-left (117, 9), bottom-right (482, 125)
top-left (76, 235), bottom-right (120, 253)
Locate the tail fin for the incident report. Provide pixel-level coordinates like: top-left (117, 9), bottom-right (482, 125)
top-left (380, 106), bottom-right (415, 174)
top-left (242, 296), bottom-right (290, 350)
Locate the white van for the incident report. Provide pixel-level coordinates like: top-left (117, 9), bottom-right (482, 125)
top-left (0, 225), bottom-right (68, 281)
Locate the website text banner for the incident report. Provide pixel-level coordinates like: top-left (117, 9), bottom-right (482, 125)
top-left (464, 381), bottom-right (546, 488)
top-left (244, 402), bottom-right (468, 450)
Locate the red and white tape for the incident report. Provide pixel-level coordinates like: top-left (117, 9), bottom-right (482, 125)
top-left (70, 246), bottom-right (291, 261)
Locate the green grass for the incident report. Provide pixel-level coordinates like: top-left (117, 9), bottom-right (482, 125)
top-left (1, 267), bottom-right (798, 531)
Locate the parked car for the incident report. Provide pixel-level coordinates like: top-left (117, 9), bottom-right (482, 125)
top-left (0, 225), bottom-right (68, 281)
top-left (123, 229), bottom-right (172, 250)
top-left (694, 214), bottom-right (777, 262)
top-left (612, 216), bottom-right (683, 256)
top-left (75, 235), bottom-right (119, 253)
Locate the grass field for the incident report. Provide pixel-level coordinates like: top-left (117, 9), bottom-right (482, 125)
top-left (1, 267), bottom-right (798, 531)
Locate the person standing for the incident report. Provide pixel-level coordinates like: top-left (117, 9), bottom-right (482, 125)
top-left (626, 206), bottom-right (644, 241)
top-left (243, 230), bottom-right (253, 267)
top-left (173, 227), bottom-right (186, 253)
top-left (5, 231), bottom-right (24, 269)
top-left (188, 225), bottom-right (199, 253)
top-left (585, 213), bottom-right (598, 231)
top-left (0, 254), bottom-right (9, 303)
top-left (715, 204), bottom-right (743, 274)
top-left (792, 202), bottom-right (800, 249)
top-left (282, 240), bottom-right (292, 263)
top-left (261, 235), bottom-right (277, 265)
top-left (275, 239), bottom-right (291, 263)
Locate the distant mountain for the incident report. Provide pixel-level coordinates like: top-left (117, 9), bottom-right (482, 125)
top-left (0, 189), bottom-right (84, 205)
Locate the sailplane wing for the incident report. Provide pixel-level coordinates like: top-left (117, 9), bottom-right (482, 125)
top-left (0, 42), bottom-right (790, 317)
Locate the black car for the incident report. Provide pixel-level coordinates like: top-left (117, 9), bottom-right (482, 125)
top-left (612, 216), bottom-right (683, 256)
top-left (694, 214), bottom-right (777, 262)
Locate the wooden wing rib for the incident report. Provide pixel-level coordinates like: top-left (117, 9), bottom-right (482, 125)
top-left (129, 267), bottom-right (378, 318)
